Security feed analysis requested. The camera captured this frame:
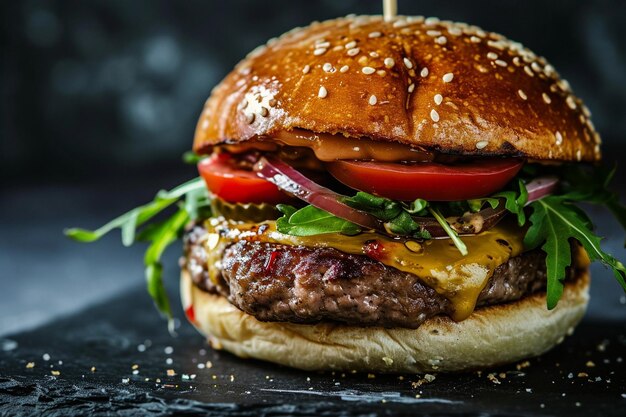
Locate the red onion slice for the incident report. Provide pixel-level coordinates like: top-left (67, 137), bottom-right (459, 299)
top-left (255, 156), bottom-right (558, 239)
top-left (254, 156), bottom-right (383, 231)
top-left (525, 176), bottom-right (559, 204)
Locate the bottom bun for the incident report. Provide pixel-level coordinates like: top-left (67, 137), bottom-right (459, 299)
top-left (180, 268), bottom-right (589, 373)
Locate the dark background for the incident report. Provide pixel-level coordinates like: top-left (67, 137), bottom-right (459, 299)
top-left (1, 1), bottom-right (625, 336)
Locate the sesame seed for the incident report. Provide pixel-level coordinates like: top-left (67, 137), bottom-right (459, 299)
top-left (531, 62), bottom-right (542, 72)
top-left (368, 31), bottom-right (382, 38)
top-left (476, 141), bottom-right (489, 149)
top-left (559, 79), bottom-right (572, 91)
top-left (260, 107), bottom-right (269, 117)
top-left (425, 17), bottom-right (440, 25)
top-left (542, 93), bottom-right (551, 104)
top-left (435, 36), bottom-right (447, 45)
top-left (245, 113), bottom-right (255, 124)
top-left (362, 66), bottom-right (375, 75)
top-left (442, 73), bottom-right (454, 83)
top-left (369, 51), bottom-right (379, 58)
top-left (318, 86), bottom-right (327, 98)
top-left (302, 65), bottom-right (310, 74)
top-left (448, 27), bottom-right (462, 36)
top-left (524, 66), bottom-right (534, 77)
top-left (576, 149), bottom-right (582, 161)
top-left (369, 95), bottom-right (377, 105)
top-left (408, 83), bottom-right (415, 93)
top-left (587, 119), bottom-right (596, 130)
top-left (376, 70), bottom-right (386, 76)
top-left (487, 52), bottom-right (498, 60)
top-left (434, 94), bottom-right (443, 105)
top-left (393, 19), bottom-right (408, 28)
top-left (345, 41), bottom-right (357, 49)
top-left (313, 48), bottom-right (327, 56)
top-left (518, 90), bottom-right (528, 100)
top-left (420, 67), bottom-right (429, 77)
top-left (323, 63), bottom-right (333, 72)
top-left (340, 65), bottom-right (349, 73)
top-left (487, 39), bottom-right (504, 50)
top-left (555, 131), bottom-right (563, 145)
top-left (495, 60), bottom-right (508, 67)
top-left (566, 96), bottom-right (577, 110)
top-left (383, 57), bottom-right (395, 68)
top-left (430, 109), bottom-right (440, 122)
top-left (347, 47), bottom-right (360, 56)
top-left (470, 36), bottom-right (481, 43)
top-left (427, 30), bottom-right (442, 37)
top-left (315, 41), bottom-right (330, 48)
top-left (403, 57), bottom-right (413, 69)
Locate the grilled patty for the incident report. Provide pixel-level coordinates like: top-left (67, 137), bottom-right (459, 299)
top-left (183, 224), bottom-right (580, 328)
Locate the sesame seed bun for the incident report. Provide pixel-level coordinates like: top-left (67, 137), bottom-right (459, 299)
top-left (194, 15), bottom-right (600, 162)
top-left (180, 267), bottom-right (589, 373)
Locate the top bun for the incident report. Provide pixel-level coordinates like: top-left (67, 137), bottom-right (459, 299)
top-left (194, 15), bottom-right (601, 162)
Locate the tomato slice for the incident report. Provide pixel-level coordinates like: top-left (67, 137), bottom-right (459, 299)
top-left (327, 159), bottom-right (525, 201)
top-left (197, 153), bottom-right (291, 204)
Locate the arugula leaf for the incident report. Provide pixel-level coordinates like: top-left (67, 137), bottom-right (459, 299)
top-left (65, 177), bottom-right (208, 328)
top-left (383, 211), bottom-right (418, 235)
top-left (143, 207), bottom-right (190, 326)
top-left (276, 205), bottom-right (361, 236)
top-left (558, 165), bottom-right (626, 245)
top-left (276, 204), bottom-right (297, 218)
top-left (184, 183), bottom-right (211, 220)
top-left (467, 197), bottom-right (499, 212)
top-left (405, 198), bottom-right (429, 215)
top-left (345, 192), bottom-right (431, 239)
top-left (64, 178), bottom-right (206, 246)
top-left (182, 151), bottom-right (207, 165)
top-left (525, 196), bottom-right (626, 309)
top-left (429, 207), bottom-right (468, 256)
top-left (465, 180), bottom-right (527, 224)
top-left (493, 179), bottom-right (528, 226)
top-left (344, 192), bottom-right (402, 221)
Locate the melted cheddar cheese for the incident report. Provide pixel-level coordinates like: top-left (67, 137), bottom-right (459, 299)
top-left (203, 218), bottom-right (525, 321)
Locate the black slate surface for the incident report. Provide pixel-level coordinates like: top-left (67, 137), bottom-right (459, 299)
top-left (1, 280), bottom-right (625, 417)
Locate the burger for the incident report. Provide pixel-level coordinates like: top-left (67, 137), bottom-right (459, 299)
top-left (67, 15), bottom-right (626, 373)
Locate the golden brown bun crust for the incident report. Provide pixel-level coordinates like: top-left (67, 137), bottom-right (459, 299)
top-left (194, 15), bottom-right (600, 162)
top-left (181, 268), bottom-right (589, 373)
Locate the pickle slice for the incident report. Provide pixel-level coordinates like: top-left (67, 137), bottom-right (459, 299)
top-left (211, 198), bottom-right (280, 222)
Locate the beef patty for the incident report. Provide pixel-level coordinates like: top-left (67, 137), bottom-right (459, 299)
top-left (183, 224), bottom-right (582, 328)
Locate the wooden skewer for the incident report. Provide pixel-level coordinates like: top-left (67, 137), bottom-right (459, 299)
top-left (383, 0), bottom-right (397, 22)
